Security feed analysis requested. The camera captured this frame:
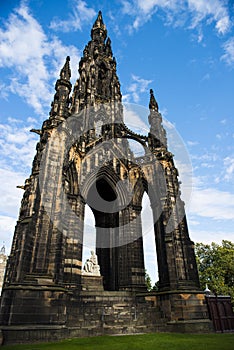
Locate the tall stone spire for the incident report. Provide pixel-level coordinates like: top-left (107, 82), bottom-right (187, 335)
top-left (71, 12), bottom-right (122, 115)
top-left (91, 10), bottom-right (107, 42)
top-left (148, 89), bottom-right (167, 150)
top-left (50, 56), bottom-right (72, 120)
top-left (149, 88), bottom-right (158, 112)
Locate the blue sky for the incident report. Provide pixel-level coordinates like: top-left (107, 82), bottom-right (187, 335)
top-left (0, 0), bottom-right (234, 283)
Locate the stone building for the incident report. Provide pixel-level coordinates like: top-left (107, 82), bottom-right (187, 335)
top-left (0, 246), bottom-right (7, 294)
top-left (0, 12), bottom-right (213, 345)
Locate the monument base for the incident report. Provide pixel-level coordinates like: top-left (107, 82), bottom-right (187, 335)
top-left (0, 284), bottom-right (214, 345)
top-left (145, 289), bottom-right (214, 333)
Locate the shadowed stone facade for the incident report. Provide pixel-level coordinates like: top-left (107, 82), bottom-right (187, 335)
top-left (0, 12), bottom-right (213, 345)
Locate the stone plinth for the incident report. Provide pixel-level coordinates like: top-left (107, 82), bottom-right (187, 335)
top-left (81, 275), bottom-right (104, 291)
top-left (0, 287), bottom-right (214, 345)
top-left (152, 290), bottom-right (214, 333)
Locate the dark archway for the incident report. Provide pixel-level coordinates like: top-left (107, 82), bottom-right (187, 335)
top-left (87, 177), bottom-right (119, 291)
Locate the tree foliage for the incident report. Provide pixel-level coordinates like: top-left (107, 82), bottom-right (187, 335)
top-left (145, 270), bottom-right (152, 291)
top-left (195, 240), bottom-right (234, 303)
top-left (152, 281), bottom-right (160, 291)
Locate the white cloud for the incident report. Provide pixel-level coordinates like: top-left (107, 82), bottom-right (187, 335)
top-left (0, 168), bottom-right (26, 217)
top-left (0, 118), bottom-right (41, 253)
top-left (223, 156), bottom-right (234, 182)
top-left (121, 0), bottom-right (231, 37)
top-left (189, 187), bottom-right (234, 220)
top-left (221, 37), bottom-right (234, 66)
top-left (0, 3), bottom-right (50, 114)
top-left (220, 119), bottom-right (227, 125)
top-left (142, 193), bottom-right (158, 283)
top-left (191, 151), bottom-right (219, 164)
top-left (107, 11), bottom-right (121, 37)
top-left (187, 0), bottom-right (230, 34)
top-left (127, 74), bottom-right (152, 103)
top-left (0, 119), bottom-right (38, 170)
top-left (0, 215), bottom-right (17, 253)
top-left (0, 82), bottom-right (8, 100)
top-left (46, 36), bottom-right (81, 84)
top-left (0, 2), bottom-right (80, 115)
top-left (187, 140), bottom-right (199, 146)
top-left (189, 227), bottom-right (234, 245)
top-left (50, 0), bottom-right (96, 32)
top-left (201, 73), bottom-right (210, 81)
top-left (123, 105), bottom-right (149, 133)
top-left (0, 167), bottom-right (29, 254)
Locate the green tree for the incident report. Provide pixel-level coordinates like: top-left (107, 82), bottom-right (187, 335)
top-left (152, 281), bottom-right (160, 291)
top-left (145, 270), bottom-right (152, 291)
top-left (195, 240), bottom-right (234, 303)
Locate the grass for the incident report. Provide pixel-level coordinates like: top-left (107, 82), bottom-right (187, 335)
top-left (3, 333), bottom-right (234, 350)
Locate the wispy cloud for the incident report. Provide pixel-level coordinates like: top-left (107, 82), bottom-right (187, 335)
top-left (125, 74), bottom-right (152, 103)
top-left (0, 118), bottom-right (38, 171)
top-left (221, 37), bottom-right (234, 66)
top-left (50, 0), bottom-right (96, 32)
top-left (187, 140), bottom-right (199, 146)
top-left (0, 169), bottom-right (25, 217)
top-left (187, 0), bottom-right (231, 35)
top-left (0, 117), bottom-right (40, 252)
top-left (0, 162), bottom-right (31, 251)
top-left (223, 156), bottom-right (234, 182)
top-left (123, 105), bottom-right (149, 133)
top-left (121, 0), bottom-right (231, 38)
top-left (0, 215), bottom-right (18, 251)
top-left (0, 167), bottom-right (28, 252)
top-left (189, 187), bottom-right (234, 220)
top-left (189, 227), bottom-right (234, 245)
top-left (0, 2), bottom-right (80, 115)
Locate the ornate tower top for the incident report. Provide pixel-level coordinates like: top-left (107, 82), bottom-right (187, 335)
top-left (91, 10), bottom-right (107, 42)
top-left (71, 11), bottom-right (121, 114)
top-left (60, 56), bottom-right (71, 81)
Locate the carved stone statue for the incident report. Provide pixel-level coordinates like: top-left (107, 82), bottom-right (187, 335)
top-left (83, 250), bottom-right (100, 276)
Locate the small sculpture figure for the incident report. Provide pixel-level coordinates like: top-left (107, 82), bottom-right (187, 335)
top-left (83, 250), bottom-right (100, 276)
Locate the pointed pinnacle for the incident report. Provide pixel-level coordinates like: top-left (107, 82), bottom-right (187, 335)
top-left (93, 11), bottom-right (105, 29)
top-left (106, 37), bottom-right (113, 56)
top-left (91, 11), bottom-right (107, 41)
top-left (60, 56), bottom-right (71, 81)
top-left (149, 89), bottom-right (159, 112)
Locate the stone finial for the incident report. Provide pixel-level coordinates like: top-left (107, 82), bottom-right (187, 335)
top-left (93, 11), bottom-right (105, 29)
top-left (91, 11), bottom-right (107, 41)
top-left (149, 89), bottom-right (159, 112)
top-left (60, 56), bottom-right (71, 81)
top-left (106, 37), bottom-right (113, 57)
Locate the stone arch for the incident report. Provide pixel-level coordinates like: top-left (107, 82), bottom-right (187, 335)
top-left (81, 164), bottom-right (130, 212)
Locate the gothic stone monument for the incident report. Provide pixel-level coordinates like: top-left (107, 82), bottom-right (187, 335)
top-left (0, 12), bottom-right (213, 345)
